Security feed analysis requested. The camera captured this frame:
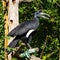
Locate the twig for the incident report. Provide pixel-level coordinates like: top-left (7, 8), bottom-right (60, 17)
top-left (59, 49), bottom-right (60, 60)
top-left (46, 49), bottom-right (58, 59)
top-left (56, 3), bottom-right (60, 7)
top-left (40, 35), bottom-right (48, 59)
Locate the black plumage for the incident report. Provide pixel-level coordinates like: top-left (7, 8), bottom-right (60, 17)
top-left (8, 10), bottom-right (50, 50)
top-left (8, 18), bottom-right (39, 37)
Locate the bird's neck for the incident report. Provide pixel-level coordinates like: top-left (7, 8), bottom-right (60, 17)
top-left (34, 16), bottom-right (39, 22)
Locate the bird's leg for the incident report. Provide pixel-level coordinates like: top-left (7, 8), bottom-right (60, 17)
top-left (24, 40), bottom-right (32, 49)
top-left (27, 43), bottom-right (32, 49)
top-left (23, 36), bottom-right (32, 49)
top-left (26, 35), bottom-right (32, 49)
top-left (25, 41), bottom-right (32, 49)
top-left (28, 35), bottom-right (32, 44)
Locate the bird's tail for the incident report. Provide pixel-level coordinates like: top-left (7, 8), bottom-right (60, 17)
top-left (8, 36), bottom-right (20, 48)
top-left (7, 36), bottom-right (20, 54)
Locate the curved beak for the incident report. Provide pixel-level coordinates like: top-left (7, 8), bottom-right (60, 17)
top-left (39, 12), bottom-right (50, 19)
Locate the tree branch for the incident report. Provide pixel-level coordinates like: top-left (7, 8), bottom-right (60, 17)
top-left (40, 35), bottom-right (48, 59)
top-left (56, 3), bottom-right (60, 7)
top-left (59, 49), bottom-right (60, 60)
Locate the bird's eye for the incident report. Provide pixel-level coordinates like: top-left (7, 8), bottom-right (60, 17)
top-left (37, 12), bottom-right (39, 14)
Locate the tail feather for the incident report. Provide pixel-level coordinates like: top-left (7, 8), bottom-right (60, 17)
top-left (8, 36), bottom-right (20, 48)
top-left (7, 36), bottom-right (20, 54)
top-left (8, 39), bottom-right (19, 48)
top-left (7, 35), bottom-right (32, 54)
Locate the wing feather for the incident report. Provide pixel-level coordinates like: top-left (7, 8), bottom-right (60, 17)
top-left (8, 20), bottom-right (35, 36)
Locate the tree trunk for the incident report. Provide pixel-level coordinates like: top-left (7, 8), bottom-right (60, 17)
top-left (8, 0), bottom-right (19, 60)
top-left (8, 0), bottom-right (32, 60)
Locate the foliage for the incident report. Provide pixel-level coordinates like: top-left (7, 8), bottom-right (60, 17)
top-left (0, 1), bottom-right (4, 60)
top-left (0, 0), bottom-right (60, 60)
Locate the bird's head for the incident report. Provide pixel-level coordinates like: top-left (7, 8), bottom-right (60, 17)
top-left (34, 10), bottom-right (50, 19)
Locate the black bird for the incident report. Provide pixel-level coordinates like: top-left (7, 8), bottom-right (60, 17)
top-left (8, 10), bottom-right (50, 49)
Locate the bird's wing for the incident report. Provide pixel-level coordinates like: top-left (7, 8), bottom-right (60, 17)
top-left (14, 21), bottom-right (35, 36)
top-left (8, 22), bottom-right (25, 36)
top-left (8, 20), bottom-right (35, 36)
